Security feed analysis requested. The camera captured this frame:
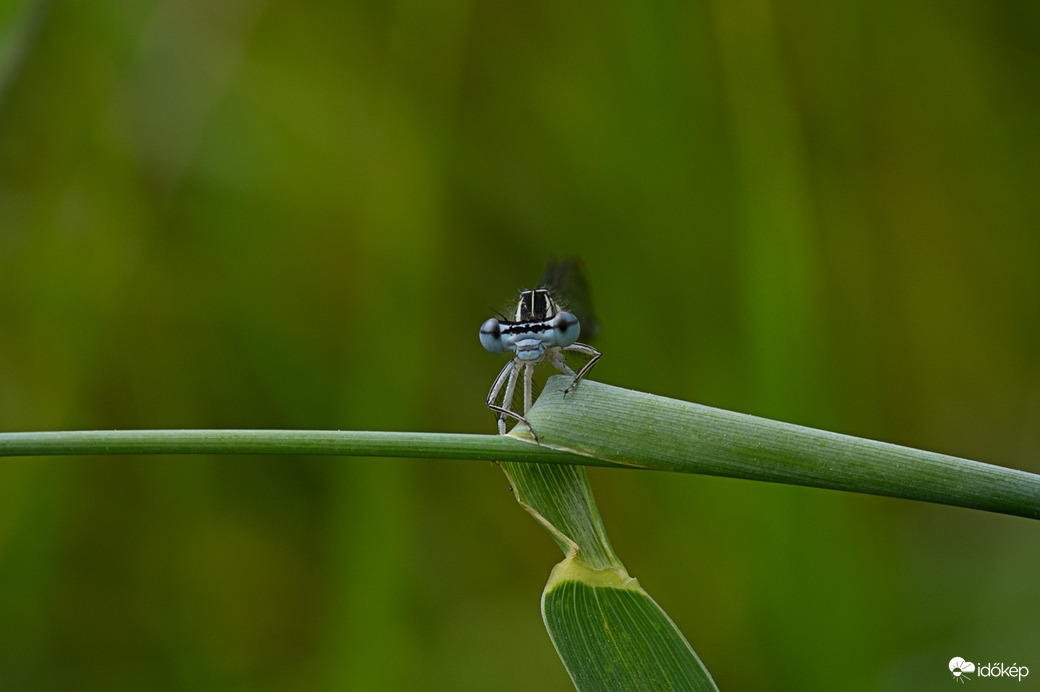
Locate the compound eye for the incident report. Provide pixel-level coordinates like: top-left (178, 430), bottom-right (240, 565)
top-left (551, 312), bottom-right (580, 347)
top-left (479, 318), bottom-right (504, 353)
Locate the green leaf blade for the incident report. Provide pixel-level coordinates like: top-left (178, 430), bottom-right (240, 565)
top-left (499, 462), bottom-right (620, 569)
top-left (542, 559), bottom-right (719, 692)
top-left (518, 377), bottom-right (1040, 519)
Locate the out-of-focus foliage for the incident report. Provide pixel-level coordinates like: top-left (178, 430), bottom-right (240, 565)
top-left (1, 0), bottom-right (1038, 689)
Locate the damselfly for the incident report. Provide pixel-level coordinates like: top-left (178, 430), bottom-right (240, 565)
top-left (479, 259), bottom-right (602, 440)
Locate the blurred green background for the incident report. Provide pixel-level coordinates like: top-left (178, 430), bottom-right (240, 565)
top-left (1, 0), bottom-right (1038, 689)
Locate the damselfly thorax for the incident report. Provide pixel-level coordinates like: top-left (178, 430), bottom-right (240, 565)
top-left (480, 286), bottom-right (601, 440)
